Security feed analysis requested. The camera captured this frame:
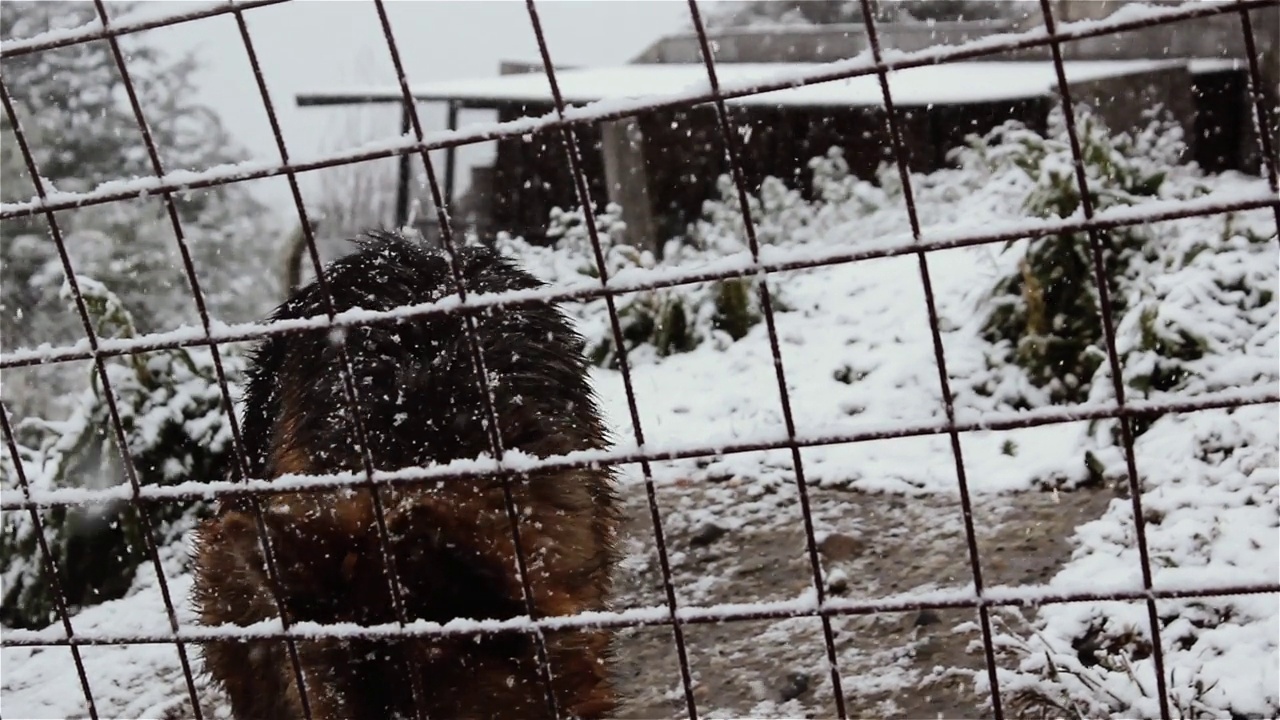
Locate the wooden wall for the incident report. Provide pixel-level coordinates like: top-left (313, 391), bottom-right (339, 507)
top-left (490, 102), bottom-right (608, 244)
top-left (1191, 69), bottom-right (1251, 174)
top-left (631, 99), bottom-right (1046, 247)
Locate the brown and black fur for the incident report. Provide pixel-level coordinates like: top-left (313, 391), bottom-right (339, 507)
top-left (190, 232), bottom-right (620, 720)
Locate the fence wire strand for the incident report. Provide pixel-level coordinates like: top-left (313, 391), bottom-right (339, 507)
top-left (1, 1), bottom-right (1278, 719)
top-left (3, 385), bottom-right (1275, 513)
top-left (0, 407), bottom-right (98, 720)
top-left (2, 189), bottom-right (1272, 373)
top-left (854, 1), bottom-right (1009, 715)
top-left (683, 2), bottom-right (851, 715)
top-left (521, 1), bottom-right (702, 716)
top-left (369, 0), bottom-right (561, 714)
top-left (228, 7), bottom-right (440, 719)
top-left (6, 580), bottom-right (1278, 648)
top-left (1035, 2), bottom-right (1172, 715)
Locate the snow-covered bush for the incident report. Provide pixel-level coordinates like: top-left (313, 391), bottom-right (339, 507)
top-left (0, 277), bottom-right (239, 629)
top-left (980, 405), bottom-right (1278, 720)
top-left (495, 150), bottom-right (895, 367)
top-left (973, 206), bottom-right (1278, 717)
top-left (496, 203), bottom-right (775, 367)
top-left (960, 107), bottom-right (1208, 407)
top-left (905, 110), bottom-right (1279, 718)
top-left (692, 147), bottom-right (893, 254)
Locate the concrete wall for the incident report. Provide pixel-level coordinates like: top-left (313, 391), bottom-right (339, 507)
top-left (1000, 6), bottom-right (1279, 63)
top-left (632, 4), bottom-right (1279, 65)
top-left (631, 21), bottom-right (1012, 64)
top-left (600, 118), bottom-right (658, 253)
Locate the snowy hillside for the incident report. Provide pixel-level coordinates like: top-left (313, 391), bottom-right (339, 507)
top-left (2, 110), bottom-right (1276, 718)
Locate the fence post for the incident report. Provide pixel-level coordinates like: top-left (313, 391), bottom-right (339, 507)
top-left (601, 117), bottom-right (658, 256)
top-left (444, 100), bottom-right (459, 211)
top-left (395, 99), bottom-right (412, 228)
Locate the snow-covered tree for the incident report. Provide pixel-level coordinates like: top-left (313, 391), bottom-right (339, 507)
top-left (0, 2), bottom-right (271, 627)
top-left (0, 1), bottom-right (277, 370)
top-left (1, 276), bottom-right (240, 629)
top-left (951, 106), bottom-right (1224, 420)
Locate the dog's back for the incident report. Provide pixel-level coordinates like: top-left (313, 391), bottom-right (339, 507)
top-left (191, 232), bottom-right (619, 720)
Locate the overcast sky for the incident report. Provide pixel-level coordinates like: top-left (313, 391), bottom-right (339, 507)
top-left (133, 0), bottom-right (697, 226)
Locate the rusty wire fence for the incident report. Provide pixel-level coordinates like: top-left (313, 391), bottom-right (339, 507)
top-left (1, 0), bottom-right (1279, 719)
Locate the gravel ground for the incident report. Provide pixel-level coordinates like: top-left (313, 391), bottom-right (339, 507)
top-left (609, 475), bottom-right (1114, 719)
top-left (148, 477), bottom-right (1111, 720)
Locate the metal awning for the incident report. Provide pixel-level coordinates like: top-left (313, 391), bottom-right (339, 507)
top-left (296, 58), bottom-right (1239, 110)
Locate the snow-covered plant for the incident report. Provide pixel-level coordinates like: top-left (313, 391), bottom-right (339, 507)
top-left (497, 203), bottom-right (774, 367)
top-left (940, 110), bottom-right (1279, 719)
top-left (975, 404), bottom-right (1279, 720)
top-left (492, 149), bottom-right (903, 368)
top-left (964, 105), bottom-right (1211, 408)
top-left (0, 276), bottom-right (241, 629)
top-left (691, 147), bottom-right (891, 253)
top-left (1101, 211), bottom-right (1276, 438)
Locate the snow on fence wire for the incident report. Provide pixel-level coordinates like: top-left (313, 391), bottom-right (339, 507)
top-left (2, 384), bottom-right (1275, 511)
top-left (0, 0), bottom-right (1278, 719)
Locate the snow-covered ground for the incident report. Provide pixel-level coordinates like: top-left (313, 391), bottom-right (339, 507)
top-left (3, 112), bottom-right (1276, 718)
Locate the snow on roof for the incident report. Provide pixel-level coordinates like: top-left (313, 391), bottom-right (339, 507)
top-left (298, 58), bottom-right (1242, 109)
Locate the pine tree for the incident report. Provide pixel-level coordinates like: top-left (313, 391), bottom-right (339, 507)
top-left (0, 2), bottom-right (270, 627)
top-left (0, 1), bottom-right (277, 362)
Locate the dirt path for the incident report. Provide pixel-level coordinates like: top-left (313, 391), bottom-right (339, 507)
top-left (609, 478), bottom-right (1114, 719)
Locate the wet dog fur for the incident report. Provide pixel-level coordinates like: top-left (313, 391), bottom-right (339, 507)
top-left (190, 232), bottom-right (620, 720)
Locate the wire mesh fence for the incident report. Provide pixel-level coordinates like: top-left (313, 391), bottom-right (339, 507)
top-left (1, 1), bottom-right (1278, 719)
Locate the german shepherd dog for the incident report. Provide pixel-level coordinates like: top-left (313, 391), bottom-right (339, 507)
top-left (191, 232), bottom-right (619, 719)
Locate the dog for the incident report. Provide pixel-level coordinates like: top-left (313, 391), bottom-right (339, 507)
top-left (190, 231), bottom-right (620, 720)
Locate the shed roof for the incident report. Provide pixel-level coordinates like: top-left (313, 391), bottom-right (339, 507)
top-left (296, 58), bottom-right (1240, 109)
